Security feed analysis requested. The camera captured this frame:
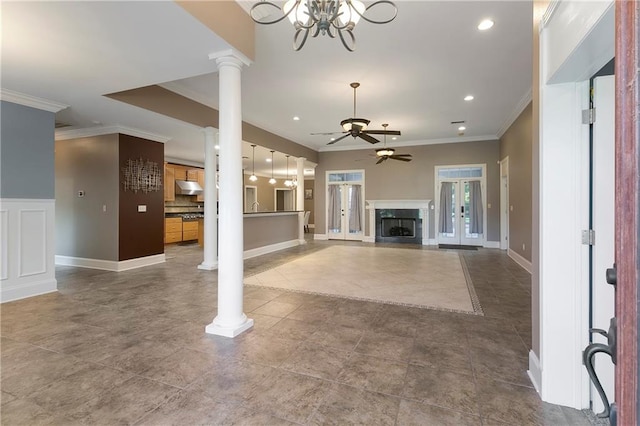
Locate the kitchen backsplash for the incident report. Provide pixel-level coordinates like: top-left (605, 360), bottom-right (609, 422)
top-left (165, 194), bottom-right (204, 213)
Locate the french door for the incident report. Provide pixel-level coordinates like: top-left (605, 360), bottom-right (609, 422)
top-left (436, 165), bottom-right (485, 246)
top-left (327, 171), bottom-right (364, 241)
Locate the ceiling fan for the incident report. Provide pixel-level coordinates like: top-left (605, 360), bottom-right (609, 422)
top-left (374, 124), bottom-right (412, 164)
top-left (311, 82), bottom-right (401, 145)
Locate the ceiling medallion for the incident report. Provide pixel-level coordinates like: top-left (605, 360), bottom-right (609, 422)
top-left (250, 0), bottom-right (398, 51)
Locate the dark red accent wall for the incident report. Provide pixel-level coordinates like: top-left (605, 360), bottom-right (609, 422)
top-left (118, 134), bottom-right (164, 261)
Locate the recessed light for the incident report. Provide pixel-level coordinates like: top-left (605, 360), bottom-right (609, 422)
top-left (266, 158), bottom-right (272, 163)
top-left (458, 126), bottom-right (466, 131)
top-left (293, 116), bottom-right (300, 121)
top-left (478, 19), bottom-right (494, 31)
top-left (330, 137), bottom-right (336, 141)
top-left (392, 137), bottom-right (397, 140)
top-left (464, 95), bottom-right (474, 101)
top-left (215, 145), bottom-right (220, 150)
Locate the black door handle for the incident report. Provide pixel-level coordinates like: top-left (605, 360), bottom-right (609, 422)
top-left (606, 263), bottom-right (617, 287)
top-left (583, 317), bottom-right (617, 419)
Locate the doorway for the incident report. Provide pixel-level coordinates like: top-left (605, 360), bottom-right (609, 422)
top-left (326, 170), bottom-right (364, 241)
top-left (435, 165), bottom-right (486, 246)
top-left (245, 185), bottom-right (257, 212)
top-left (275, 188), bottom-right (294, 211)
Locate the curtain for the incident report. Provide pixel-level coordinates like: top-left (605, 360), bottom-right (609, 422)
top-left (469, 180), bottom-right (484, 234)
top-left (349, 184), bottom-right (362, 233)
top-left (327, 185), bottom-right (341, 231)
top-left (439, 182), bottom-right (453, 233)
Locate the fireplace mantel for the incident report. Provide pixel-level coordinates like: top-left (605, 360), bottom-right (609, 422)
top-left (365, 200), bottom-right (432, 245)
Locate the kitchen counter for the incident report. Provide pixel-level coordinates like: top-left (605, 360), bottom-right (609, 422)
top-left (198, 211), bottom-right (301, 254)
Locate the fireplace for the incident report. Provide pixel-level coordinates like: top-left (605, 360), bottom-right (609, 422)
top-left (375, 209), bottom-right (421, 244)
top-left (365, 200), bottom-right (431, 245)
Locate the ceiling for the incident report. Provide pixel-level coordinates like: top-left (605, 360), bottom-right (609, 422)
top-left (1, 1), bottom-right (532, 179)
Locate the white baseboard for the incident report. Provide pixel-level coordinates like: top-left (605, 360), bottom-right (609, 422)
top-left (363, 236), bottom-right (375, 243)
top-left (528, 350), bottom-right (542, 395)
top-left (508, 248), bottom-right (533, 273)
top-left (243, 239), bottom-right (300, 260)
top-left (1, 277), bottom-right (57, 303)
top-left (425, 238), bottom-right (437, 246)
top-left (313, 233), bottom-right (328, 241)
top-left (55, 253), bottom-right (165, 272)
top-left (484, 241), bottom-right (501, 249)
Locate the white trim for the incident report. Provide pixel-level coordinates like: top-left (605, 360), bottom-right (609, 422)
top-left (318, 134), bottom-right (498, 153)
top-left (365, 200), bottom-right (431, 245)
top-left (528, 350), bottom-right (543, 394)
top-left (0, 210), bottom-right (8, 280)
top-left (508, 248), bottom-right (533, 273)
top-left (540, 0), bottom-right (560, 29)
top-left (55, 254), bottom-right (165, 272)
top-left (363, 236), bottom-right (375, 243)
top-left (208, 49), bottom-right (252, 67)
top-left (314, 233), bottom-right (328, 240)
top-left (484, 241), bottom-right (501, 249)
top-left (427, 238), bottom-right (437, 246)
top-left (497, 89), bottom-right (532, 138)
top-left (205, 317), bottom-right (254, 338)
top-left (243, 239), bottom-right (300, 260)
top-left (55, 125), bottom-right (170, 143)
top-left (500, 157), bottom-right (510, 251)
top-left (0, 278), bottom-right (57, 303)
top-left (0, 88), bottom-right (68, 112)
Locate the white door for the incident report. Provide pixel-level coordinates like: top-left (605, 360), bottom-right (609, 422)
top-left (500, 157), bottom-right (509, 250)
top-left (437, 178), bottom-right (484, 246)
top-left (327, 183), bottom-right (364, 241)
top-left (590, 74), bottom-right (615, 413)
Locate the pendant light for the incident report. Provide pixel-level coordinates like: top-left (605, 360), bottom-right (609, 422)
top-left (249, 144), bottom-right (258, 182)
top-left (269, 150), bottom-right (276, 184)
top-left (284, 155), bottom-right (293, 187)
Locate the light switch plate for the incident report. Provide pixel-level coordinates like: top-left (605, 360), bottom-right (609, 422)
top-left (138, 205), bottom-right (147, 212)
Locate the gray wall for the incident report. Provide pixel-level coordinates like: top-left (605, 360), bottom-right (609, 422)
top-left (55, 135), bottom-right (119, 260)
top-left (500, 103), bottom-right (533, 261)
top-left (315, 140), bottom-right (501, 241)
top-left (1, 101), bottom-right (55, 199)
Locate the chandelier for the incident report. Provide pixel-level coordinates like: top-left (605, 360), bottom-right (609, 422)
top-left (250, 0), bottom-right (398, 51)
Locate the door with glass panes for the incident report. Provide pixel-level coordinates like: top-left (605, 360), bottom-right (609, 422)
top-left (436, 166), bottom-right (485, 246)
top-left (326, 171), bottom-right (364, 241)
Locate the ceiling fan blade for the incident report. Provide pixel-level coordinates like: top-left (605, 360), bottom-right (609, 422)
top-left (326, 133), bottom-right (351, 145)
top-left (358, 133), bottom-right (381, 144)
top-left (389, 155), bottom-right (412, 162)
top-left (376, 157), bottom-right (386, 164)
top-left (311, 131), bottom-right (345, 135)
top-left (363, 130), bottom-right (402, 136)
top-left (391, 154), bottom-right (412, 158)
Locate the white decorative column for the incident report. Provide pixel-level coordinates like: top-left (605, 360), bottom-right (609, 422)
top-left (296, 157), bottom-right (305, 244)
top-left (198, 127), bottom-right (218, 271)
top-left (205, 51), bottom-right (253, 338)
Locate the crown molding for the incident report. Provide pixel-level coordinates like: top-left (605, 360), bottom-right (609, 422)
top-left (0, 88), bottom-right (68, 113)
top-left (318, 134), bottom-right (499, 152)
top-left (55, 125), bottom-right (170, 143)
top-left (496, 87), bottom-right (532, 139)
top-left (541, 1), bottom-right (560, 30)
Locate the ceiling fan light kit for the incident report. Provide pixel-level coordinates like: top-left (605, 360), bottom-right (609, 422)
top-left (250, 0), bottom-right (398, 51)
top-left (313, 82), bottom-right (402, 146)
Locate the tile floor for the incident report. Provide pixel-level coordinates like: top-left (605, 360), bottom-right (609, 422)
top-left (1, 239), bottom-right (599, 425)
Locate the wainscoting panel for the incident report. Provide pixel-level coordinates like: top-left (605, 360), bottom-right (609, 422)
top-left (1, 199), bottom-right (57, 303)
top-left (19, 209), bottom-right (47, 277)
top-left (0, 210), bottom-right (8, 280)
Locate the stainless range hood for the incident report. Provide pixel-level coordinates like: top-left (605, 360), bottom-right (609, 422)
top-left (175, 180), bottom-right (203, 195)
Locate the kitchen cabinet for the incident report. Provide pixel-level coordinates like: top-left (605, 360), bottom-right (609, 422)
top-left (164, 165), bottom-right (175, 202)
top-left (173, 166), bottom-right (187, 181)
top-left (187, 169), bottom-right (198, 181)
top-left (165, 217), bottom-right (182, 244)
top-left (196, 170), bottom-right (205, 202)
top-left (182, 221), bottom-right (198, 241)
